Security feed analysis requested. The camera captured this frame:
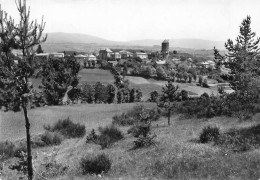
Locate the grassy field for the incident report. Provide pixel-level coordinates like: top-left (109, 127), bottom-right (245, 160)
top-left (1, 102), bottom-right (260, 179)
top-left (32, 69), bottom-right (218, 101)
top-left (0, 103), bottom-right (155, 141)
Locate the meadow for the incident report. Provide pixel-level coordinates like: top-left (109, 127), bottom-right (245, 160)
top-left (78, 69), bottom-right (218, 100)
top-left (0, 103), bottom-right (155, 141)
top-left (1, 102), bottom-right (260, 179)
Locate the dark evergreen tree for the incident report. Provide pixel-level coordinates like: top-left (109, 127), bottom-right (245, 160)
top-left (158, 81), bottom-right (180, 125)
top-left (36, 44), bottom-right (43, 54)
top-left (224, 16), bottom-right (260, 91)
top-left (129, 88), bottom-right (136, 102)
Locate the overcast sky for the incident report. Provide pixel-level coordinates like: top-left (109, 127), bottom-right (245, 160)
top-left (1, 0), bottom-right (260, 42)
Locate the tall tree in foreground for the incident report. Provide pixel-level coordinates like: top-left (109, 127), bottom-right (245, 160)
top-left (220, 16), bottom-right (260, 92)
top-left (0, 1), bottom-right (47, 179)
top-left (158, 81), bottom-right (180, 125)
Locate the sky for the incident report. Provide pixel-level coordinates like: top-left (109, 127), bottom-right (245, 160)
top-left (0, 0), bottom-right (260, 42)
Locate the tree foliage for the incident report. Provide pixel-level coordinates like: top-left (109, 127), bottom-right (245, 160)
top-left (158, 81), bottom-right (180, 125)
top-left (41, 57), bottom-right (80, 105)
top-left (0, 1), bottom-right (47, 179)
top-left (218, 16), bottom-right (260, 91)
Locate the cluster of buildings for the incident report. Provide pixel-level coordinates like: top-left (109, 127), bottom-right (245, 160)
top-left (98, 49), bottom-right (148, 61)
top-left (12, 39), bottom-right (219, 70)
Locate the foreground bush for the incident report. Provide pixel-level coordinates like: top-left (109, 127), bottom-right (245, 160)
top-left (199, 126), bottom-right (220, 143)
top-left (216, 124), bottom-right (260, 152)
top-left (80, 153), bottom-right (111, 175)
top-left (41, 131), bottom-right (63, 146)
top-left (177, 90), bottom-right (260, 119)
top-left (150, 147), bottom-right (260, 179)
top-left (44, 117), bottom-right (86, 138)
top-left (86, 125), bottom-right (124, 149)
top-left (0, 141), bottom-right (15, 160)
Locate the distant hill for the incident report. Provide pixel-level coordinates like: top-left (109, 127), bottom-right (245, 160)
top-left (40, 32), bottom-right (225, 52)
top-left (128, 39), bottom-right (225, 50)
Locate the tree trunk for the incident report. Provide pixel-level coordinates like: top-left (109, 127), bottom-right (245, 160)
top-left (168, 109), bottom-right (171, 126)
top-left (22, 105), bottom-right (33, 180)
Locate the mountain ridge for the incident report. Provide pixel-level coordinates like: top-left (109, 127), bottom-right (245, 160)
top-left (41, 32), bottom-right (225, 52)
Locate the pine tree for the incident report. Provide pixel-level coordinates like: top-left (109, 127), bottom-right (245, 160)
top-left (224, 16), bottom-right (260, 91)
top-left (158, 81), bottom-right (180, 125)
top-left (0, 1), bottom-right (46, 179)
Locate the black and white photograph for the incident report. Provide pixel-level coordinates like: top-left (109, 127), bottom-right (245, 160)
top-left (0, 0), bottom-right (260, 179)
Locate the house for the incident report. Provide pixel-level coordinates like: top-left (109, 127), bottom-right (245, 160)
top-left (49, 53), bottom-right (64, 58)
top-left (134, 52), bottom-right (148, 60)
top-left (75, 54), bottom-right (88, 67)
top-left (206, 60), bottom-right (216, 68)
top-left (156, 60), bottom-right (166, 65)
top-left (171, 58), bottom-right (181, 64)
top-left (99, 48), bottom-right (113, 60)
top-left (110, 52), bottom-right (121, 60)
top-left (119, 50), bottom-right (133, 59)
top-left (200, 61), bottom-right (210, 68)
top-left (88, 54), bottom-right (97, 61)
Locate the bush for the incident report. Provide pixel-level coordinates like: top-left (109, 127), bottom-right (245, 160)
top-left (216, 124), bottom-right (260, 152)
top-left (86, 129), bottom-right (98, 143)
top-left (149, 91), bottom-right (159, 102)
top-left (0, 141), bottom-right (15, 160)
top-left (198, 75), bottom-right (203, 85)
top-left (112, 105), bottom-right (161, 126)
top-left (199, 126), bottom-right (220, 143)
top-left (80, 153), bottom-right (111, 175)
top-left (44, 117), bottom-right (86, 138)
top-left (98, 125), bottom-right (124, 143)
top-left (202, 78), bottom-right (209, 88)
top-left (38, 160), bottom-right (68, 178)
top-left (86, 125), bottom-right (124, 149)
top-left (41, 131), bottom-right (63, 146)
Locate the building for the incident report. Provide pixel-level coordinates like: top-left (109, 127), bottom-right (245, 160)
top-left (75, 54), bottom-right (88, 67)
top-left (88, 54), bottom-right (97, 61)
top-left (119, 50), bottom-right (133, 59)
top-left (161, 39), bottom-right (169, 59)
top-left (99, 48), bottom-right (113, 60)
top-left (134, 52), bottom-right (148, 60)
top-left (110, 52), bottom-right (121, 60)
top-left (171, 58), bottom-right (181, 64)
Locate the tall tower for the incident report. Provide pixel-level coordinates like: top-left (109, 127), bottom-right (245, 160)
top-left (161, 39), bottom-right (169, 59)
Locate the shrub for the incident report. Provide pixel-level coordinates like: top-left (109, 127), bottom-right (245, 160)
top-left (216, 124), bottom-right (260, 152)
top-left (80, 153), bottom-right (111, 175)
top-left (98, 125), bottom-right (124, 142)
top-left (86, 129), bottom-right (98, 143)
top-left (198, 75), bottom-right (203, 85)
top-left (86, 125), bottom-right (124, 149)
top-left (41, 131), bottom-right (63, 146)
top-left (44, 117), bottom-right (86, 138)
top-left (202, 78), bottom-right (209, 88)
top-left (149, 91), bottom-right (159, 102)
top-left (0, 141), bottom-right (15, 160)
top-left (199, 126), bottom-right (220, 143)
top-left (112, 105), bottom-right (161, 126)
top-left (180, 90), bottom-right (188, 101)
top-left (128, 108), bottom-right (157, 149)
top-left (38, 160), bottom-right (68, 178)
top-left (9, 150), bottom-right (28, 175)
